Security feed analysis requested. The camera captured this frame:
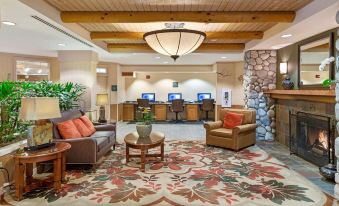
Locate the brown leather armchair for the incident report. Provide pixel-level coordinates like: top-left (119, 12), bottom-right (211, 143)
top-left (204, 108), bottom-right (256, 151)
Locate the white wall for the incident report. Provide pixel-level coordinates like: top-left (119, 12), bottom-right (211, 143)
top-left (124, 72), bottom-right (217, 102)
top-left (216, 62), bottom-right (245, 106)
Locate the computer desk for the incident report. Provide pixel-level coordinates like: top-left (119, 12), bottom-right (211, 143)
top-left (122, 101), bottom-right (215, 121)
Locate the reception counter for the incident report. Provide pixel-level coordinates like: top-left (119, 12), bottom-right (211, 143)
top-left (122, 102), bottom-right (215, 121)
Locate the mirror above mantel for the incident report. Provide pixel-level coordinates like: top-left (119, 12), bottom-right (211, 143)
top-left (298, 32), bottom-right (335, 88)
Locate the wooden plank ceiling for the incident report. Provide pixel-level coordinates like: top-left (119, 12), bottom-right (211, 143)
top-left (44, 0), bottom-right (313, 53)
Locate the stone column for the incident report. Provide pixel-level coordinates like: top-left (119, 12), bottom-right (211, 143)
top-left (58, 50), bottom-right (98, 110)
top-left (243, 50), bottom-right (277, 140)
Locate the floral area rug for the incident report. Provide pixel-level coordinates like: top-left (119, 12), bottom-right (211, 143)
top-left (6, 140), bottom-right (332, 206)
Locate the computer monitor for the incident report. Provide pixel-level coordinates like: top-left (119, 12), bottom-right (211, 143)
top-left (197, 93), bottom-right (212, 102)
top-left (141, 93), bottom-right (155, 102)
top-left (168, 93), bottom-right (182, 102)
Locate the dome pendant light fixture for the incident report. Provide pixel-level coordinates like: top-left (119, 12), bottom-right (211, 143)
top-left (143, 23), bottom-right (206, 61)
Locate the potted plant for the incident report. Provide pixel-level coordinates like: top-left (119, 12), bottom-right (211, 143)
top-left (136, 107), bottom-right (155, 138)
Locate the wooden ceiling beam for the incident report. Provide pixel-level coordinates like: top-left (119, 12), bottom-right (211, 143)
top-left (107, 43), bottom-right (245, 53)
top-left (61, 11), bottom-right (295, 23)
top-left (91, 31), bottom-right (263, 41)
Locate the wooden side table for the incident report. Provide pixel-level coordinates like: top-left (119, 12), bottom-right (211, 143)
top-left (124, 132), bottom-right (165, 172)
top-left (14, 142), bottom-right (71, 201)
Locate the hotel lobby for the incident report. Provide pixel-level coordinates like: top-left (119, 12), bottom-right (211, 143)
top-left (0, 0), bottom-right (338, 205)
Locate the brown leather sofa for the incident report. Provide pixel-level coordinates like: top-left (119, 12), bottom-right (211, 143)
top-left (204, 108), bottom-right (256, 151)
top-left (50, 110), bottom-right (116, 165)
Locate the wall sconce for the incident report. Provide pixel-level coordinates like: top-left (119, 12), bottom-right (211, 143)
top-left (279, 62), bottom-right (288, 74)
top-left (279, 62), bottom-right (294, 90)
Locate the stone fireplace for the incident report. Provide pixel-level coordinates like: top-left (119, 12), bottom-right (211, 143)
top-left (289, 111), bottom-right (335, 166)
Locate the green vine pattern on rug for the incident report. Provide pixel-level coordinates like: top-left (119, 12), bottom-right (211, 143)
top-left (0, 81), bottom-right (85, 146)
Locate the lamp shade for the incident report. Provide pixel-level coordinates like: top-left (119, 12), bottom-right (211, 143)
top-left (143, 29), bottom-right (206, 61)
top-left (96, 94), bottom-right (108, 106)
top-left (19, 97), bottom-right (61, 121)
top-left (280, 62), bottom-right (288, 74)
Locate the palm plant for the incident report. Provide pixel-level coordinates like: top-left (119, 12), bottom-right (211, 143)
top-left (0, 80), bottom-right (86, 146)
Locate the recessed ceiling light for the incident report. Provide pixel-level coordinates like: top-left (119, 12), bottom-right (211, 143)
top-left (155, 56), bottom-right (161, 59)
top-left (281, 34), bottom-right (292, 38)
top-left (58, 43), bottom-right (66, 47)
top-left (163, 61), bottom-right (169, 64)
top-left (2, 21), bottom-right (16, 26)
top-left (221, 56), bottom-right (227, 59)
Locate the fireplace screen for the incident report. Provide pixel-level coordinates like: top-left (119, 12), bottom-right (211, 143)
top-left (289, 111), bottom-right (334, 167)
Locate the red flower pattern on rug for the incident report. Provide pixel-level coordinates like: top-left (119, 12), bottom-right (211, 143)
top-left (5, 140), bottom-right (330, 205)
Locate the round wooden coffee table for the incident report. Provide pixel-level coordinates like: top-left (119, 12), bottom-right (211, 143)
top-left (124, 132), bottom-right (165, 172)
top-left (14, 142), bottom-right (71, 200)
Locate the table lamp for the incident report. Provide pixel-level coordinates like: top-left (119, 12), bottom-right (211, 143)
top-left (96, 94), bottom-right (108, 123)
top-left (19, 97), bottom-right (61, 150)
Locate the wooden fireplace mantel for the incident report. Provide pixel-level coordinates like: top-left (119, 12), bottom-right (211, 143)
top-left (264, 90), bottom-right (335, 104)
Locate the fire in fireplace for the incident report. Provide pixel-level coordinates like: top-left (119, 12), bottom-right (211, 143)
top-left (289, 111), bottom-right (335, 167)
top-left (309, 128), bottom-right (329, 155)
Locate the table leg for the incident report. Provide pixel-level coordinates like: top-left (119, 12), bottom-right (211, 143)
top-left (141, 149), bottom-right (146, 172)
top-left (126, 145), bottom-right (130, 163)
top-left (61, 152), bottom-right (66, 183)
top-left (15, 160), bottom-right (24, 201)
top-left (161, 143), bottom-right (165, 161)
top-left (53, 155), bottom-right (62, 191)
top-left (25, 163), bottom-right (33, 187)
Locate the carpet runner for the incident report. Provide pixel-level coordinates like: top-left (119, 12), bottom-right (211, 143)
top-left (6, 140), bottom-right (333, 205)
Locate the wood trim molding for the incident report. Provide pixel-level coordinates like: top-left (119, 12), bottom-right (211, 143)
top-left (107, 43), bottom-right (245, 53)
top-left (61, 11), bottom-right (295, 23)
top-left (91, 31), bottom-right (264, 41)
top-left (264, 89), bottom-right (335, 103)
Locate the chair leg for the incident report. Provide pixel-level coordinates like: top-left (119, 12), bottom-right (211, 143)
top-left (205, 111), bottom-right (209, 121)
top-left (175, 112), bottom-right (178, 123)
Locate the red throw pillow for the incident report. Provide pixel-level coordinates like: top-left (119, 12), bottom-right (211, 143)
top-left (73, 118), bottom-right (94, 137)
top-left (57, 120), bottom-right (82, 139)
top-left (223, 112), bottom-right (244, 129)
top-left (80, 115), bottom-right (96, 134)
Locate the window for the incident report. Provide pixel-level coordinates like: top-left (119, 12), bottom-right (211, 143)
top-left (96, 67), bottom-right (107, 74)
top-left (16, 60), bottom-right (50, 82)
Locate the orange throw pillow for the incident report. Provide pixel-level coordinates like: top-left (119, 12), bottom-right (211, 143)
top-left (223, 112), bottom-right (244, 129)
top-left (73, 118), bottom-right (94, 137)
top-left (80, 115), bottom-right (96, 134)
top-left (57, 120), bottom-right (82, 139)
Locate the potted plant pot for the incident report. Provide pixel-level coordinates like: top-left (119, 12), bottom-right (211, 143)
top-left (136, 123), bottom-right (152, 138)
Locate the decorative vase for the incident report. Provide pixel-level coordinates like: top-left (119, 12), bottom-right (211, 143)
top-left (0, 106), bottom-right (9, 124)
top-left (136, 123), bottom-right (152, 138)
top-left (282, 76), bottom-right (294, 90)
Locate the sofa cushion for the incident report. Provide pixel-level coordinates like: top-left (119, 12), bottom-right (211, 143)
top-left (73, 118), bottom-right (94, 137)
top-left (90, 131), bottom-right (115, 142)
top-left (57, 120), bottom-right (82, 139)
top-left (223, 112), bottom-right (244, 129)
top-left (94, 137), bottom-right (109, 151)
top-left (210, 128), bottom-right (233, 138)
top-left (80, 115), bottom-right (96, 133)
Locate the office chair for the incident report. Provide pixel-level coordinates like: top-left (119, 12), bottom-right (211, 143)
top-left (170, 99), bottom-right (184, 123)
top-left (137, 98), bottom-right (150, 108)
top-left (201, 99), bottom-right (214, 121)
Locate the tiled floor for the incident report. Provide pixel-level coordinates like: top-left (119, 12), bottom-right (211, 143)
top-left (116, 122), bottom-right (335, 196)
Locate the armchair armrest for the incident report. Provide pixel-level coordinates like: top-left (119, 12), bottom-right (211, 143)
top-left (95, 124), bottom-right (116, 132)
top-left (204, 121), bottom-right (223, 131)
top-left (233, 123), bottom-right (257, 134)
